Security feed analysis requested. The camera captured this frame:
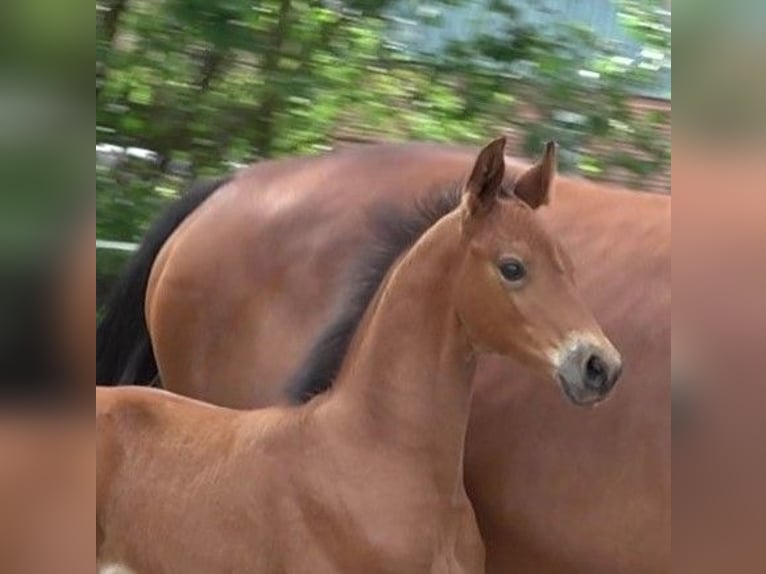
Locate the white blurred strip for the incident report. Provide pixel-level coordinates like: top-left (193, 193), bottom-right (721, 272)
top-left (96, 239), bottom-right (138, 253)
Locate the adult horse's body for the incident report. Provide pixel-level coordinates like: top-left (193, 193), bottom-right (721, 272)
top-left (98, 142), bottom-right (670, 573)
top-left (97, 139), bottom-right (621, 573)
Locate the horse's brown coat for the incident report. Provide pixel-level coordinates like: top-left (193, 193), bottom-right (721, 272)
top-left (99, 141), bottom-right (619, 573)
top-left (140, 142), bottom-right (670, 573)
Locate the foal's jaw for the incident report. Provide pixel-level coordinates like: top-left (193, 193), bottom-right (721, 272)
top-left (548, 331), bottom-right (623, 407)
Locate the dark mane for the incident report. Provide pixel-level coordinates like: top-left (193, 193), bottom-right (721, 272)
top-left (287, 185), bottom-right (463, 404)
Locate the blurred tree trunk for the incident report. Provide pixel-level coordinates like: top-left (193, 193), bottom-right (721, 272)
top-left (97, 0), bottom-right (129, 100)
top-left (252, 0), bottom-right (293, 156)
top-left (102, 0), bottom-right (129, 45)
top-left (156, 46), bottom-right (228, 173)
top-left (296, 11), bottom-right (344, 77)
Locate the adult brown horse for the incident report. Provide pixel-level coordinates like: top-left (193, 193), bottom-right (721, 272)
top-left (98, 140), bottom-right (670, 573)
top-left (97, 138), bottom-right (621, 573)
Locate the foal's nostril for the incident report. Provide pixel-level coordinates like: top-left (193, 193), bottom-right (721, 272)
top-left (584, 354), bottom-right (608, 391)
top-left (557, 343), bottom-right (621, 403)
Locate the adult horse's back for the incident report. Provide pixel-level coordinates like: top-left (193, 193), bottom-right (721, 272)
top-left (98, 143), bottom-right (670, 573)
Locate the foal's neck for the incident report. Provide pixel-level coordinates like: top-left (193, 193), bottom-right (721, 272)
top-left (329, 211), bottom-right (476, 489)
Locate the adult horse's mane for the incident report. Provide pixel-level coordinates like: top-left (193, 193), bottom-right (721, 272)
top-left (288, 184), bottom-right (465, 404)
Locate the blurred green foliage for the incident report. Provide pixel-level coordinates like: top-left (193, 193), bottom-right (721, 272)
top-left (96, 0), bottom-right (670, 253)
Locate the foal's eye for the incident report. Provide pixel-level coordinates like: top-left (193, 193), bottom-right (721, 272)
top-left (498, 258), bottom-right (527, 283)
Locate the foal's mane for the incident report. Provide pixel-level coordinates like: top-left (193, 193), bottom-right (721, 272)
top-left (288, 185), bottom-right (464, 404)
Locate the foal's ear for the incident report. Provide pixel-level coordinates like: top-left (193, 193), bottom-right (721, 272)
top-left (513, 141), bottom-right (557, 210)
top-left (464, 137), bottom-right (506, 215)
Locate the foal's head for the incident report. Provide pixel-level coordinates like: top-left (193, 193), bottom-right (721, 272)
top-left (453, 137), bottom-right (622, 406)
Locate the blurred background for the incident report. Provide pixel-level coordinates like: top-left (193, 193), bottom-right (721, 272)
top-left (96, 0), bottom-right (671, 302)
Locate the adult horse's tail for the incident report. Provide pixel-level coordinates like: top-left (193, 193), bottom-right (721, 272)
top-left (97, 177), bottom-right (231, 384)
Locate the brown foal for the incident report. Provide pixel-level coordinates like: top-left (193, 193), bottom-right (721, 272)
top-left (97, 138), bottom-right (621, 573)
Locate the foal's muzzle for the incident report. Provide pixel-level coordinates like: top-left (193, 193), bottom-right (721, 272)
top-left (556, 340), bottom-right (623, 406)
